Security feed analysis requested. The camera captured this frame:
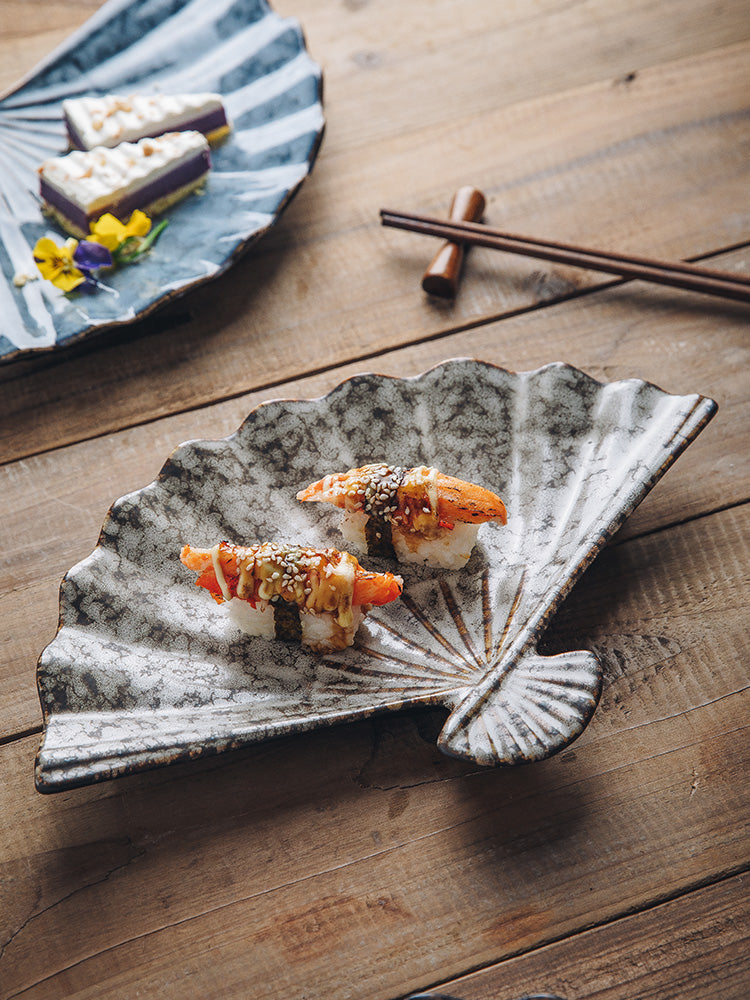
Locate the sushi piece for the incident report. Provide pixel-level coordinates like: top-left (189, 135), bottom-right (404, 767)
top-left (62, 92), bottom-right (231, 150)
top-left (180, 541), bottom-right (403, 652)
top-left (297, 463), bottom-right (507, 570)
top-left (38, 131), bottom-right (211, 239)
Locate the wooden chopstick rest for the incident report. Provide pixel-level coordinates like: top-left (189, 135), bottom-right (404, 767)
top-left (421, 185), bottom-right (486, 298)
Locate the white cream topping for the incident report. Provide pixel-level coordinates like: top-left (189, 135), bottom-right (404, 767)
top-left (62, 93), bottom-right (225, 149)
top-left (39, 131), bottom-right (209, 214)
top-left (210, 543), bottom-right (233, 603)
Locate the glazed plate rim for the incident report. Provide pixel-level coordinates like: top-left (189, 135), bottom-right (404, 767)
top-left (0, 0), bottom-right (325, 363)
top-left (34, 359), bottom-right (718, 791)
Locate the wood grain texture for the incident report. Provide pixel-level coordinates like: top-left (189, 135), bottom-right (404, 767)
top-left (285, 0), bottom-right (750, 154)
top-left (1, 252), bottom-right (748, 739)
top-left (6, 0), bottom-right (749, 143)
top-left (1, 4), bottom-right (748, 998)
top-left (435, 874), bottom-right (749, 1000)
top-left (1, 504), bottom-right (747, 996)
top-left (1, 659), bottom-right (746, 994)
top-left (0, 3), bottom-right (101, 97)
top-left (1, 13), bottom-right (749, 460)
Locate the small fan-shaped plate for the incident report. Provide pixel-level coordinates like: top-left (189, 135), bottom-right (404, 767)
top-left (0, 0), bottom-right (324, 361)
top-left (35, 360), bottom-right (717, 791)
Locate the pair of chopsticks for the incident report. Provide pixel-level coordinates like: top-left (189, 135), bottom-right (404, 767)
top-left (380, 208), bottom-right (750, 303)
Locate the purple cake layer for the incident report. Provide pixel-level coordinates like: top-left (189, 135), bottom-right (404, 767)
top-left (65, 107), bottom-right (228, 150)
top-left (41, 147), bottom-right (211, 231)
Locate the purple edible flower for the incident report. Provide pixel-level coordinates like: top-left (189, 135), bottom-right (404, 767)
top-left (73, 240), bottom-right (113, 273)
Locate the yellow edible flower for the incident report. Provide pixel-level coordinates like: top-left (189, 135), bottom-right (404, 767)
top-left (88, 210), bottom-right (151, 251)
top-left (32, 237), bottom-right (85, 292)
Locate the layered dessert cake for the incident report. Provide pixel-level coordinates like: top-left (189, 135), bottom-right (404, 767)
top-left (39, 131), bottom-right (211, 238)
top-left (62, 92), bottom-right (230, 150)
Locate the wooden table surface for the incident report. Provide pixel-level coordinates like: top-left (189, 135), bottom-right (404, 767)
top-left (1, 1), bottom-right (748, 998)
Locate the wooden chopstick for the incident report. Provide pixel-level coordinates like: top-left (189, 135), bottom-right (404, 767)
top-left (380, 209), bottom-right (750, 303)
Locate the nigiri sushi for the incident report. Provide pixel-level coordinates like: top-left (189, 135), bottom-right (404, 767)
top-left (297, 463), bottom-right (507, 570)
top-left (180, 541), bottom-right (402, 651)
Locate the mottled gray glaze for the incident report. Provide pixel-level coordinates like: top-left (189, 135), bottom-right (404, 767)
top-left (35, 360), bottom-right (717, 791)
top-left (0, 0), bottom-right (324, 360)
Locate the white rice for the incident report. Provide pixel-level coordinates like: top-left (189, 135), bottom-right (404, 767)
top-left (300, 605), bottom-right (364, 652)
top-left (227, 597), bottom-right (274, 638)
top-left (339, 510), bottom-right (368, 552)
top-left (392, 519), bottom-right (480, 569)
top-left (339, 508), bottom-right (479, 569)
top-left (227, 596), bottom-right (365, 651)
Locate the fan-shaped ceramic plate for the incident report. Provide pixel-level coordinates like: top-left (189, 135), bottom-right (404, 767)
top-left (0, 0), bottom-right (324, 361)
top-left (35, 360), bottom-right (717, 791)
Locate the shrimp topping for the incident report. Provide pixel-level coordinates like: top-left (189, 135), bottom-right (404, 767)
top-left (181, 541), bottom-right (402, 627)
top-left (297, 463), bottom-right (507, 535)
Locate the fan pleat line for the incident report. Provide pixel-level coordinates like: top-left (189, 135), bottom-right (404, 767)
top-left (334, 654), bottom-right (458, 689)
top-left (492, 569), bottom-right (526, 663)
top-left (438, 578), bottom-right (484, 669)
top-left (514, 702), bottom-right (560, 743)
top-left (399, 593), bottom-right (477, 673)
top-left (478, 712), bottom-right (505, 759)
top-left (364, 618), bottom-right (466, 673)
top-left (351, 643), bottom-right (472, 686)
top-left (227, 52), bottom-right (319, 118)
top-left (141, 14), bottom-right (293, 98)
top-left (481, 571), bottom-right (493, 662)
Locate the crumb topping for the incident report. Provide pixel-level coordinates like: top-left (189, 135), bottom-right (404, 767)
top-left (221, 541), bottom-right (358, 627)
top-left (38, 131), bottom-right (208, 210)
top-left (324, 463), bottom-right (441, 536)
top-left (62, 92), bottom-right (225, 150)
